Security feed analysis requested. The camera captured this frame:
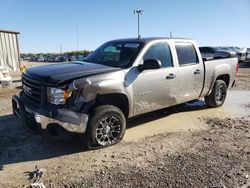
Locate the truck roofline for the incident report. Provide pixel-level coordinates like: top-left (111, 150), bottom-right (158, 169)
top-left (107, 37), bottom-right (194, 44)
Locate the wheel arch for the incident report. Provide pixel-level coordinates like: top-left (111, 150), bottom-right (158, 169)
top-left (216, 74), bottom-right (230, 87)
top-left (94, 93), bottom-right (130, 119)
top-left (208, 72), bottom-right (230, 95)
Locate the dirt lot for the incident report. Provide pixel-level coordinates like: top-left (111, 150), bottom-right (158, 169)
top-left (0, 62), bottom-right (250, 187)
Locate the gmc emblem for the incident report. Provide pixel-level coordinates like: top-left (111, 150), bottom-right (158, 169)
top-left (23, 85), bottom-right (32, 95)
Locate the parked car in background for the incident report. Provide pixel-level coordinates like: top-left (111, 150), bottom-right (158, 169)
top-left (229, 47), bottom-right (247, 62)
top-left (218, 47), bottom-right (236, 57)
top-left (69, 55), bottom-right (77, 61)
top-left (247, 48), bottom-right (250, 60)
top-left (199, 46), bottom-right (235, 59)
top-left (30, 57), bottom-right (38, 62)
top-left (37, 57), bottom-right (46, 62)
top-left (54, 56), bottom-right (68, 62)
top-left (46, 56), bottom-right (54, 62)
top-left (77, 55), bottom-right (87, 61)
top-left (21, 51), bottom-right (91, 63)
top-left (69, 55), bottom-right (88, 61)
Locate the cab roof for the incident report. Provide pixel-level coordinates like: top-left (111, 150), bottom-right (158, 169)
top-left (109, 37), bottom-right (193, 44)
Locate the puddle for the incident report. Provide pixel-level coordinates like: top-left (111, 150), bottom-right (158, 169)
top-left (222, 90), bottom-right (250, 117)
top-left (124, 90), bottom-right (250, 142)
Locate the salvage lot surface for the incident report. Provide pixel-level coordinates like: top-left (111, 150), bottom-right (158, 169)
top-left (0, 62), bottom-right (250, 187)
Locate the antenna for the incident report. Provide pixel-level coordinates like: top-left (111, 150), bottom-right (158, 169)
top-left (134, 9), bottom-right (144, 39)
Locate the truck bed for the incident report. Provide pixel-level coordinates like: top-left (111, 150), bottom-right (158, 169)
top-left (201, 57), bottom-right (238, 97)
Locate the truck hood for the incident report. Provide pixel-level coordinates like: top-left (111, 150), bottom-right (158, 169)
top-left (24, 61), bottom-right (119, 85)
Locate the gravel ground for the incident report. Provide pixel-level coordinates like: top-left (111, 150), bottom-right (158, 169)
top-left (0, 87), bottom-right (20, 115)
top-left (56, 117), bottom-right (250, 188)
top-left (0, 63), bottom-right (250, 187)
top-left (0, 115), bottom-right (249, 188)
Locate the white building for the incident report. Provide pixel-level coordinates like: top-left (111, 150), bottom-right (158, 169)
top-left (0, 29), bottom-right (20, 71)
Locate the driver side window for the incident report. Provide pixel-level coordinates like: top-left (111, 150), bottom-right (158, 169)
top-left (143, 42), bottom-right (173, 68)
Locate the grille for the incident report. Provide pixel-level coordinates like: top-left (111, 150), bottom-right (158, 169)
top-left (22, 75), bottom-right (43, 106)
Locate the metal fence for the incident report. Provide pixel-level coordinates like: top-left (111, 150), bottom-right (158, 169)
top-left (0, 29), bottom-right (20, 71)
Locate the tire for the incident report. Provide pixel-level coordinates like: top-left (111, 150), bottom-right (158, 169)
top-left (81, 105), bottom-right (126, 149)
top-left (205, 80), bottom-right (227, 108)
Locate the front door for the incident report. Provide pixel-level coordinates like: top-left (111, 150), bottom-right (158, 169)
top-left (131, 42), bottom-right (179, 116)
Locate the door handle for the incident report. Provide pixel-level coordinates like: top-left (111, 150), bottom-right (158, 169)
top-left (166, 73), bottom-right (176, 79)
top-left (194, 69), bottom-right (201, 75)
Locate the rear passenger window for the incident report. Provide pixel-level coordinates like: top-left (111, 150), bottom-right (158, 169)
top-left (175, 43), bottom-right (198, 65)
top-left (143, 42), bottom-right (173, 68)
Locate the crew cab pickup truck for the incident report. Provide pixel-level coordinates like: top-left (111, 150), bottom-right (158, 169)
top-left (12, 37), bottom-right (238, 148)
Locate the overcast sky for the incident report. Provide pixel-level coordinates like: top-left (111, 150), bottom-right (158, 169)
top-left (0, 0), bottom-right (250, 53)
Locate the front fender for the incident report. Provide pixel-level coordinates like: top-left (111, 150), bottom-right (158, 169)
top-left (71, 73), bottom-right (134, 117)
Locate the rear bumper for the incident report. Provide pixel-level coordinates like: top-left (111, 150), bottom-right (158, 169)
top-left (12, 95), bottom-right (88, 134)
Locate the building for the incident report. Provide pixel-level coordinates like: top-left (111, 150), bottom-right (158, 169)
top-left (0, 29), bottom-right (20, 71)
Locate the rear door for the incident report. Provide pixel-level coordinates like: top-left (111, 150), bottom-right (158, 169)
top-left (174, 42), bottom-right (204, 103)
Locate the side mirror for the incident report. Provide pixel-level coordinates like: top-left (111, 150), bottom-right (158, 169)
top-left (138, 59), bottom-right (161, 72)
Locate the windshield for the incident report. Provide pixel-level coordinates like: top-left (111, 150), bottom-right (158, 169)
top-left (84, 41), bottom-right (143, 68)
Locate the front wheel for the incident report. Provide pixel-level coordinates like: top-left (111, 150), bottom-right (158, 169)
top-left (81, 105), bottom-right (126, 149)
top-left (205, 80), bottom-right (227, 108)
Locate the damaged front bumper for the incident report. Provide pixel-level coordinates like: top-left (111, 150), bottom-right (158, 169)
top-left (12, 95), bottom-right (88, 135)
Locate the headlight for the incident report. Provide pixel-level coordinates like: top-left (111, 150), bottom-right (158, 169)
top-left (47, 87), bottom-right (72, 105)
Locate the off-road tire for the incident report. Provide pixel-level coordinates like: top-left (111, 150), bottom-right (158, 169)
top-left (80, 105), bottom-right (126, 149)
top-left (205, 80), bottom-right (227, 108)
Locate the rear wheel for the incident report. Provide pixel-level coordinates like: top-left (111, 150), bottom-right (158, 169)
top-left (81, 105), bottom-right (126, 149)
top-left (205, 80), bottom-right (227, 108)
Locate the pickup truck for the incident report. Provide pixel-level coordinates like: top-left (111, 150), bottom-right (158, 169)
top-left (12, 37), bottom-right (238, 148)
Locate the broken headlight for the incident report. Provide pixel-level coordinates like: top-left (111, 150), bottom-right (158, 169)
top-left (47, 87), bottom-right (72, 105)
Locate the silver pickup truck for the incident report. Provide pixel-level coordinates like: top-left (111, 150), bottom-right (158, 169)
top-left (13, 37), bottom-right (238, 148)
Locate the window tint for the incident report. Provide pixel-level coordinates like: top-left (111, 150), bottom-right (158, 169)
top-left (175, 43), bottom-right (198, 65)
top-left (143, 42), bottom-right (173, 68)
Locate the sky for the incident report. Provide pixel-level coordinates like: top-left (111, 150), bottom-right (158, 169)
top-left (0, 0), bottom-right (250, 53)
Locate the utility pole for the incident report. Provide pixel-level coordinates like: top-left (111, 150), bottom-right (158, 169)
top-left (76, 27), bottom-right (79, 50)
top-left (170, 31), bottom-right (173, 38)
top-left (134, 9), bottom-right (143, 39)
